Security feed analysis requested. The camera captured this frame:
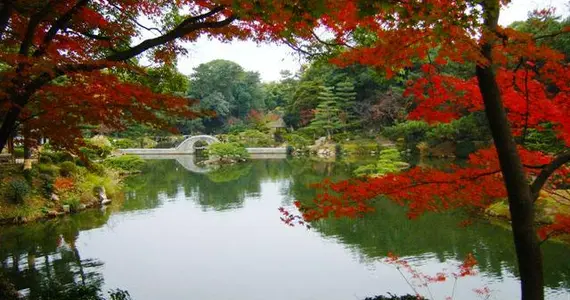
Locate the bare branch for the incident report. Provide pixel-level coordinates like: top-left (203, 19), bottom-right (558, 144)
top-left (282, 38), bottom-right (318, 58)
top-left (109, 3), bottom-right (163, 35)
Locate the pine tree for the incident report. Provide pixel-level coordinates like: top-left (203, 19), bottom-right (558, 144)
top-left (307, 86), bottom-right (343, 139)
top-left (334, 80), bottom-right (359, 130)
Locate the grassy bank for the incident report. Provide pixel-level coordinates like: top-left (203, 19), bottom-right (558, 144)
top-left (0, 152), bottom-right (145, 225)
top-left (485, 190), bottom-right (570, 244)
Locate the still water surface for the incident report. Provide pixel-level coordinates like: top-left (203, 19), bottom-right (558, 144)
top-left (1, 158), bottom-right (569, 300)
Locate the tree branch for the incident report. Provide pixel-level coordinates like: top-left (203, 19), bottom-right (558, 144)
top-left (282, 38), bottom-right (318, 58)
top-left (534, 29), bottom-right (570, 41)
top-left (33, 0), bottom-right (90, 58)
top-left (530, 150), bottom-right (570, 199)
top-left (109, 3), bottom-right (163, 35)
top-left (4, 8), bottom-right (238, 119)
top-left (78, 30), bottom-right (111, 41)
top-left (18, 1), bottom-right (55, 56)
top-left (106, 13), bottom-right (235, 62)
top-left (179, 6), bottom-right (226, 27)
top-left (311, 30), bottom-right (355, 49)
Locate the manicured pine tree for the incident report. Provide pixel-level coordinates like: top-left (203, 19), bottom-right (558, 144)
top-left (307, 86), bottom-right (343, 139)
top-left (334, 80), bottom-right (359, 130)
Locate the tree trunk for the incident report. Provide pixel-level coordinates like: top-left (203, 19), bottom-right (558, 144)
top-left (477, 3), bottom-right (543, 299)
top-left (23, 124), bottom-right (33, 170)
top-left (0, 106), bottom-right (21, 154)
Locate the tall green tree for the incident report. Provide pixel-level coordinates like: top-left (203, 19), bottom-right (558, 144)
top-left (307, 86), bottom-right (343, 138)
top-left (334, 80), bottom-right (358, 130)
top-left (188, 60), bottom-right (265, 133)
top-left (188, 59), bottom-right (265, 132)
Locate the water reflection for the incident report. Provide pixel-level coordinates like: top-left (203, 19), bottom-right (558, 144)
top-left (123, 159), bottom-right (570, 290)
top-left (0, 159), bottom-right (569, 299)
top-left (0, 211), bottom-right (110, 299)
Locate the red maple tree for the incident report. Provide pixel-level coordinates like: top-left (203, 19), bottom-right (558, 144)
top-left (0, 0), bottom-right (320, 153)
top-left (280, 2), bottom-right (570, 300)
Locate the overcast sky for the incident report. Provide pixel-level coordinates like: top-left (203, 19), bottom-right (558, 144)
top-left (174, 0), bottom-right (570, 82)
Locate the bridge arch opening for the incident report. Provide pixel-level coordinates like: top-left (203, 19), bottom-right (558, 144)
top-left (175, 135), bottom-right (220, 154)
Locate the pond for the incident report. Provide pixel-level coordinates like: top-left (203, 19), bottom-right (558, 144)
top-left (1, 158), bottom-right (569, 300)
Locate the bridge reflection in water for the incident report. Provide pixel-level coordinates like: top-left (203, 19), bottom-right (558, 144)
top-left (137, 154), bottom-right (287, 174)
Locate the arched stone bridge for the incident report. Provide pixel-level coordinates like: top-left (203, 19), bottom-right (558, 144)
top-left (175, 135), bottom-right (219, 154)
top-left (118, 135), bottom-right (288, 166)
top-left (119, 135), bottom-right (220, 155)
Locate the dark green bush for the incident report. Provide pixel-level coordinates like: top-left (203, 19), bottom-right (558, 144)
top-left (103, 155), bottom-right (146, 172)
top-left (524, 126), bottom-right (566, 154)
top-left (426, 123), bottom-right (456, 145)
top-left (6, 178), bottom-right (30, 204)
top-left (38, 154), bottom-right (53, 164)
top-left (39, 151), bottom-right (57, 163)
top-left (53, 151), bottom-right (74, 163)
top-left (284, 133), bottom-right (312, 151)
top-left (39, 173), bottom-right (55, 198)
top-left (383, 121), bottom-right (430, 148)
top-left (455, 140), bottom-right (477, 158)
top-left (80, 145), bottom-right (112, 161)
top-left (59, 161), bottom-right (78, 177)
top-left (23, 168), bottom-right (34, 184)
top-left (227, 123), bottom-right (250, 134)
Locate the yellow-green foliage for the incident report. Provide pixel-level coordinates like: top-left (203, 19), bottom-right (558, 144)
top-left (76, 170), bottom-right (122, 200)
top-left (342, 140), bottom-right (379, 156)
top-left (110, 138), bottom-right (139, 149)
top-left (90, 135), bottom-right (112, 148)
top-left (354, 148), bottom-right (409, 177)
top-left (221, 130), bottom-right (274, 147)
top-left (80, 135), bottom-right (114, 161)
top-left (284, 133), bottom-right (311, 150)
top-left (103, 155), bottom-right (146, 173)
top-left (37, 164), bottom-right (58, 177)
top-left (485, 201), bottom-right (510, 218)
top-left (207, 142), bottom-right (249, 160)
top-left (141, 137), bottom-right (157, 148)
